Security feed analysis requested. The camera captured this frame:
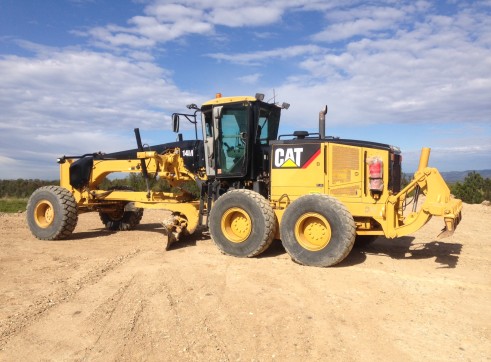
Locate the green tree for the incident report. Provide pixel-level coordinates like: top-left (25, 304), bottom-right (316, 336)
top-left (0, 179), bottom-right (58, 198)
top-left (451, 171), bottom-right (491, 204)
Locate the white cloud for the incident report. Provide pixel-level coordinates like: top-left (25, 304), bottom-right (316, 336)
top-left (433, 145), bottom-right (491, 153)
top-left (0, 45), bottom-right (202, 179)
top-left (144, 3), bottom-right (201, 22)
top-left (86, 26), bottom-right (156, 48)
top-left (238, 73), bottom-right (262, 84)
top-left (1, 0), bottom-right (490, 177)
top-left (0, 155), bottom-right (16, 165)
top-left (79, 0), bottom-right (328, 48)
top-left (206, 3), bottom-right (491, 128)
top-left (208, 45), bottom-right (324, 65)
top-left (0, 46), bottom-right (197, 127)
top-left (313, 6), bottom-right (407, 42)
top-left (210, 6), bottom-right (283, 27)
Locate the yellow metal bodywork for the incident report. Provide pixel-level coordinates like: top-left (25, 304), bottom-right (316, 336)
top-left (270, 144), bottom-right (462, 240)
top-left (385, 167), bottom-right (462, 238)
top-left (201, 95), bottom-right (257, 106)
top-left (56, 93), bottom-right (462, 245)
top-left (59, 147), bottom-right (203, 235)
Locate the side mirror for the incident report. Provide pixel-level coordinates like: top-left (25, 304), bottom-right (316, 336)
top-left (172, 114), bottom-right (179, 132)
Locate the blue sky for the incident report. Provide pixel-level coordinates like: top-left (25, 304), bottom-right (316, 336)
top-left (0, 0), bottom-right (490, 179)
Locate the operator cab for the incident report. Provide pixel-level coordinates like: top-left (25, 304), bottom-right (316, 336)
top-left (200, 93), bottom-right (284, 183)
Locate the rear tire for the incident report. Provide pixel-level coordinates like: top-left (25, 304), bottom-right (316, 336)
top-left (209, 189), bottom-right (275, 257)
top-left (280, 194), bottom-right (355, 267)
top-left (26, 186), bottom-right (78, 240)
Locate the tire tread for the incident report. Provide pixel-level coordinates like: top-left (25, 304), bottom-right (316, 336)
top-left (26, 186), bottom-right (78, 240)
top-left (209, 189), bottom-right (275, 257)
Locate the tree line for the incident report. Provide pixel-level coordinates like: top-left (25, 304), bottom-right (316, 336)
top-left (0, 179), bottom-right (58, 198)
top-left (451, 171), bottom-right (491, 204)
top-left (0, 172), bottom-right (489, 204)
top-left (0, 174), bottom-right (199, 199)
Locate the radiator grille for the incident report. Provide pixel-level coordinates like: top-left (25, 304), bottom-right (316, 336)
top-left (331, 145), bottom-right (359, 183)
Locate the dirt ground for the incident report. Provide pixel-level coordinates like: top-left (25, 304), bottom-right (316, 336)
top-left (0, 202), bottom-right (490, 361)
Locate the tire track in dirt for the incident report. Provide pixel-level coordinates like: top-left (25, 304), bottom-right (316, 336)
top-left (80, 275), bottom-right (139, 360)
top-left (155, 264), bottom-right (231, 361)
top-left (0, 248), bottom-right (141, 349)
top-left (1, 246), bottom-right (232, 361)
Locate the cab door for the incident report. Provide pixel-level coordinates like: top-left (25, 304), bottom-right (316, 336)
top-left (215, 103), bottom-right (250, 177)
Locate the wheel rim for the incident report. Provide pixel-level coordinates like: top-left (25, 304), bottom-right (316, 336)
top-left (295, 212), bottom-right (332, 251)
top-left (221, 207), bottom-right (252, 243)
top-left (34, 200), bottom-right (55, 228)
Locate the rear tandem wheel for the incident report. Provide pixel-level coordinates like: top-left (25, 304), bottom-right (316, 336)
top-left (280, 194), bottom-right (356, 267)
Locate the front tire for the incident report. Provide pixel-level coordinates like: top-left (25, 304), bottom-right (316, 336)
top-left (209, 189), bottom-right (275, 257)
top-left (98, 186), bottom-right (144, 231)
top-left (99, 208), bottom-right (143, 231)
top-left (26, 186), bottom-right (78, 240)
top-left (280, 194), bottom-right (356, 267)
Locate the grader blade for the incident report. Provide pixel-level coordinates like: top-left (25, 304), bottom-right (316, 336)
top-left (162, 213), bottom-right (187, 250)
top-left (162, 227), bottom-right (179, 250)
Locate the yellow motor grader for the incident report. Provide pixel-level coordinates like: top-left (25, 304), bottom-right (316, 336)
top-left (27, 93), bottom-right (462, 267)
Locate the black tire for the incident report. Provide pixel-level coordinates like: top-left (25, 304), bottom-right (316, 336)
top-left (280, 194), bottom-right (356, 267)
top-left (209, 189), bottom-right (275, 257)
top-left (98, 186), bottom-right (144, 231)
top-left (99, 209), bottom-right (143, 231)
top-left (26, 186), bottom-right (78, 240)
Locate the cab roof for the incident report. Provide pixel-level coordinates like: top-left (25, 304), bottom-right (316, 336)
top-left (201, 95), bottom-right (258, 107)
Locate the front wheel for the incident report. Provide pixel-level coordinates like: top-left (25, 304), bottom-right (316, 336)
top-left (280, 194), bottom-right (356, 267)
top-left (26, 186), bottom-right (78, 240)
top-left (98, 186), bottom-right (143, 231)
top-left (209, 189), bottom-right (275, 257)
top-left (99, 208), bottom-right (143, 231)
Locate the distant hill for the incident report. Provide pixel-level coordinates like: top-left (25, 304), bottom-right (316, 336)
top-left (439, 170), bottom-right (491, 183)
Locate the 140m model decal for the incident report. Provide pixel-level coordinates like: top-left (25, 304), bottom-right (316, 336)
top-left (273, 144), bottom-right (321, 168)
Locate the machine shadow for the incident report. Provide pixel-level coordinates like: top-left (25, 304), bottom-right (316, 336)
top-left (339, 236), bottom-right (463, 268)
top-left (169, 229), bottom-right (212, 250)
top-left (258, 239), bottom-right (287, 259)
top-left (70, 226), bottom-right (462, 269)
top-left (70, 222), bottom-right (166, 241)
top-left (70, 229), bottom-right (117, 240)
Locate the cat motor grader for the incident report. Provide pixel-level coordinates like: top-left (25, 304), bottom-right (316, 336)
top-left (27, 93), bottom-right (462, 267)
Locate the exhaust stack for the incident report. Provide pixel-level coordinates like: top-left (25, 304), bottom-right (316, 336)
top-left (319, 106), bottom-right (328, 139)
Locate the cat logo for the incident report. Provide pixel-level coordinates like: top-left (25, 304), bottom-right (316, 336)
top-left (272, 144), bottom-right (321, 169)
top-left (182, 149), bottom-right (194, 157)
top-left (274, 147), bottom-right (303, 168)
